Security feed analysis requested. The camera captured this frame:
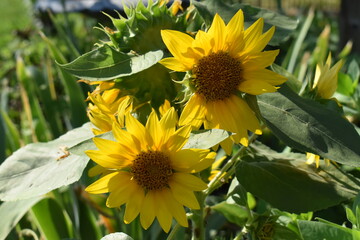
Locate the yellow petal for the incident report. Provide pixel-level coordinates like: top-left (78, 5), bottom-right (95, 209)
top-left (171, 149), bottom-right (210, 171)
top-left (93, 138), bottom-right (136, 158)
top-left (190, 152), bottom-right (216, 172)
top-left (242, 68), bottom-right (287, 85)
top-left (169, 180), bottom-right (200, 209)
top-left (85, 171), bottom-right (120, 194)
top-left (159, 107), bottom-right (177, 143)
top-left (159, 57), bottom-right (190, 72)
top-left (219, 137), bottom-right (233, 155)
top-left (244, 18), bottom-right (264, 52)
top-left (86, 150), bottom-right (131, 169)
top-left (207, 13), bottom-right (226, 52)
top-left (225, 10), bottom-right (244, 52)
top-left (163, 190), bottom-right (188, 228)
top-left (154, 189), bottom-right (173, 233)
top-left (160, 30), bottom-right (196, 67)
top-left (140, 191), bottom-right (156, 229)
top-left (125, 113), bottom-right (150, 149)
top-left (146, 110), bottom-right (163, 149)
top-left (251, 26), bottom-right (275, 53)
top-left (165, 125), bottom-right (192, 152)
top-left (239, 80), bottom-right (278, 95)
top-left (171, 172), bottom-right (208, 191)
top-left (124, 184), bottom-right (145, 224)
top-left (241, 50), bottom-right (279, 70)
top-left (179, 94), bottom-right (206, 129)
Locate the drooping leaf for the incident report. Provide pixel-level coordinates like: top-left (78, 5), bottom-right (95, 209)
top-left (193, 0), bottom-right (298, 45)
top-left (0, 197), bottom-right (42, 240)
top-left (183, 129), bottom-right (231, 149)
top-left (59, 45), bottom-right (163, 81)
top-left (0, 123), bottom-right (94, 201)
top-left (258, 84), bottom-right (360, 167)
top-left (298, 220), bottom-right (356, 240)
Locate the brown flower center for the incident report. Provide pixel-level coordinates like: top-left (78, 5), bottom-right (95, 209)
top-left (131, 151), bottom-right (173, 191)
top-left (193, 51), bottom-right (243, 102)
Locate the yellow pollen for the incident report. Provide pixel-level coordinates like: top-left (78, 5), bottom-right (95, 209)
top-left (131, 151), bottom-right (173, 191)
top-left (193, 51), bottom-right (243, 101)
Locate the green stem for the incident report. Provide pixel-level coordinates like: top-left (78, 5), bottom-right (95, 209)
top-left (287, 7), bottom-right (314, 74)
top-left (205, 133), bottom-right (258, 196)
top-left (166, 223), bottom-right (181, 240)
top-left (191, 191), bottom-right (206, 240)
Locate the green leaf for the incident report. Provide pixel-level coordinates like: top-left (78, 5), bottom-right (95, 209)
top-left (236, 159), bottom-right (360, 212)
top-left (100, 232), bottom-right (134, 240)
top-left (271, 64), bottom-right (302, 93)
top-left (59, 45), bottom-right (163, 81)
top-left (348, 59), bottom-right (360, 86)
top-left (0, 123), bottom-right (94, 201)
top-left (193, 0), bottom-right (298, 45)
top-left (211, 201), bottom-right (248, 226)
top-left (183, 129), bottom-right (231, 149)
top-left (298, 220), bottom-right (354, 240)
top-left (338, 72), bottom-right (355, 96)
top-left (31, 198), bottom-right (73, 240)
top-left (0, 197), bottom-right (42, 240)
top-left (258, 84), bottom-right (360, 167)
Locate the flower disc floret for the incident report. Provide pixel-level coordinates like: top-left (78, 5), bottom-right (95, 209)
top-left (193, 51), bottom-right (243, 102)
top-left (132, 151), bottom-right (173, 191)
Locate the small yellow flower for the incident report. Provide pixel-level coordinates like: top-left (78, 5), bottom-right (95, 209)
top-left (312, 53), bottom-right (344, 99)
top-left (160, 10), bottom-right (286, 153)
top-left (85, 108), bottom-right (215, 232)
top-left (306, 152), bottom-right (331, 168)
top-left (88, 89), bottom-right (132, 135)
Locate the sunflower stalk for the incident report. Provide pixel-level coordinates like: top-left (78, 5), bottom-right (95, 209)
top-left (204, 133), bottom-right (258, 196)
top-left (191, 191), bottom-right (206, 240)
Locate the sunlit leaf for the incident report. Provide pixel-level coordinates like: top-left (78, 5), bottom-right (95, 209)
top-left (183, 129), bottom-right (231, 149)
top-left (211, 201), bottom-right (248, 226)
top-left (0, 197), bottom-right (42, 240)
top-left (59, 45), bottom-right (163, 81)
top-left (0, 123), bottom-right (94, 201)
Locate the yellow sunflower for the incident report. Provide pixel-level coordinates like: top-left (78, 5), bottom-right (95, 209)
top-left (88, 89), bottom-right (132, 135)
top-left (85, 107), bottom-right (215, 232)
top-left (160, 10), bottom-right (286, 153)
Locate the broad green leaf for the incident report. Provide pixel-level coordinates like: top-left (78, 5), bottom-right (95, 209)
top-left (298, 220), bottom-right (355, 240)
top-left (193, 0), bottom-right (298, 45)
top-left (31, 198), bottom-right (73, 240)
top-left (100, 232), bottom-right (134, 240)
top-left (258, 84), bottom-right (360, 167)
top-left (211, 201), bottom-right (248, 226)
top-left (348, 59), bottom-right (360, 86)
top-left (0, 197), bottom-right (42, 240)
top-left (183, 129), bottom-right (231, 149)
top-left (59, 45), bottom-right (163, 81)
top-left (236, 159), bottom-right (360, 212)
top-left (0, 123), bottom-right (94, 201)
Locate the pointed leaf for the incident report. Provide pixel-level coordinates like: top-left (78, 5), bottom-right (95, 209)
top-left (59, 45), bottom-right (163, 81)
top-left (258, 84), bottom-right (360, 167)
top-left (298, 220), bottom-right (355, 240)
top-left (211, 201), bottom-right (248, 226)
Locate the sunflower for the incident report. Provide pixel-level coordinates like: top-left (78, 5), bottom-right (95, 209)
top-left (160, 10), bottom-right (286, 153)
top-left (85, 107), bottom-right (215, 232)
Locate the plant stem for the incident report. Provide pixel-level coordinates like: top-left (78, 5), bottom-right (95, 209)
top-left (166, 223), bottom-right (181, 240)
top-left (191, 191), bottom-right (206, 240)
top-left (204, 133), bottom-right (258, 196)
